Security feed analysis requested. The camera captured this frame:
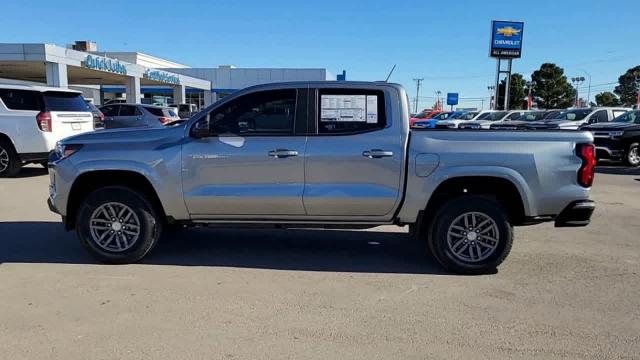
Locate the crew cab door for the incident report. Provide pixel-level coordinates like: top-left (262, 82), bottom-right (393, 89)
top-left (181, 88), bottom-right (308, 217)
top-left (303, 88), bottom-right (404, 219)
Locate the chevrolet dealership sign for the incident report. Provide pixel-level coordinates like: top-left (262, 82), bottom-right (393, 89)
top-left (490, 20), bottom-right (524, 58)
top-left (82, 55), bottom-right (127, 75)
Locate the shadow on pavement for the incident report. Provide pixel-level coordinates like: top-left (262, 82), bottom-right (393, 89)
top-left (13, 166), bottom-right (48, 178)
top-left (595, 165), bottom-right (640, 176)
top-left (0, 222), bottom-right (446, 275)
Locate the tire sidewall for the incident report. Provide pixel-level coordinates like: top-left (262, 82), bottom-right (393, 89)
top-left (0, 139), bottom-right (21, 177)
top-left (626, 143), bottom-right (640, 167)
top-left (429, 196), bottom-right (513, 274)
top-left (76, 186), bottom-right (161, 263)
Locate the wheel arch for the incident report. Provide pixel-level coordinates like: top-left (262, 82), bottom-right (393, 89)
top-left (65, 170), bottom-right (167, 230)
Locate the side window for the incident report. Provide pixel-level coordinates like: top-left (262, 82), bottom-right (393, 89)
top-left (612, 110), bottom-right (626, 119)
top-left (318, 90), bottom-right (386, 134)
top-left (0, 89), bottom-right (41, 111)
top-left (210, 89), bottom-right (296, 135)
top-left (592, 110), bottom-right (608, 123)
top-left (101, 105), bottom-right (118, 117)
top-left (507, 112), bottom-right (522, 120)
top-left (119, 105), bottom-right (140, 117)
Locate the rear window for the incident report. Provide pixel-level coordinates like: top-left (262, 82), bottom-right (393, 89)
top-left (43, 92), bottom-right (90, 112)
top-left (144, 107), bottom-right (164, 116)
top-left (0, 89), bottom-right (41, 111)
top-left (164, 109), bottom-right (178, 118)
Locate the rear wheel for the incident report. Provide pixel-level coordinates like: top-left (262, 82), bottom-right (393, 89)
top-left (76, 186), bottom-right (162, 264)
top-left (0, 139), bottom-right (22, 178)
top-left (625, 143), bottom-right (640, 167)
top-left (427, 196), bottom-right (513, 275)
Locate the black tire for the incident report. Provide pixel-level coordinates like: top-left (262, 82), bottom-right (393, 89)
top-left (75, 186), bottom-right (163, 264)
top-left (625, 143), bottom-right (640, 167)
top-left (427, 196), bottom-right (513, 275)
top-left (0, 139), bottom-right (22, 178)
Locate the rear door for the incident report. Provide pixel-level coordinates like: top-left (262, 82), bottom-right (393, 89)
top-left (43, 91), bottom-right (94, 138)
top-left (117, 105), bottom-right (144, 127)
top-left (302, 87), bottom-right (404, 219)
top-left (100, 105), bottom-right (120, 128)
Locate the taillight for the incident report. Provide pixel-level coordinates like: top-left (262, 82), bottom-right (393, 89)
top-left (98, 111), bottom-right (105, 122)
top-left (36, 111), bottom-right (52, 132)
top-left (158, 117), bottom-right (171, 124)
top-left (577, 143), bottom-right (596, 187)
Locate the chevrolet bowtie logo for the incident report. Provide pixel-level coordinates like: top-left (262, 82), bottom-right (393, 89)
top-left (496, 26), bottom-right (521, 37)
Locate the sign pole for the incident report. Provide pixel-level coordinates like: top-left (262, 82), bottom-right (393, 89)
top-left (494, 59), bottom-right (501, 110)
top-left (503, 59), bottom-right (512, 110)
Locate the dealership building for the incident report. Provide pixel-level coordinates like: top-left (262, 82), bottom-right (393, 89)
top-left (0, 41), bottom-right (342, 108)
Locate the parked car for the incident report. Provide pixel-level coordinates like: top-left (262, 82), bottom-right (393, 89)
top-left (99, 104), bottom-right (180, 129)
top-left (459, 110), bottom-right (527, 129)
top-left (490, 110), bottom-right (559, 130)
top-left (103, 98), bottom-right (127, 105)
top-left (527, 107), bottom-right (630, 130)
top-left (414, 111), bottom-right (453, 128)
top-left (0, 84), bottom-right (94, 177)
top-left (409, 110), bottom-right (441, 127)
top-left (581, 110), bottom-right (640, 166)
top-left (48, 81), bottom-right (596, 274)
top-left (431, 111), bottom-right (479, 129)
top-left (85, 100), bottom-right (104, 129)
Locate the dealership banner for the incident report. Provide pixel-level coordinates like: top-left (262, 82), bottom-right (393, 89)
top-left (490, 21), bottom-right (524, 58)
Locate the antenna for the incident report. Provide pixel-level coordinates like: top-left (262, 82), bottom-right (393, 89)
top-left (385, 64), bottom-right (397, 82)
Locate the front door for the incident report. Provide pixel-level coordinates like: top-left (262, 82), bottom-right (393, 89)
top-left (182, 88), bottom-right (307, 217)
top-left (303, 88), bottom-right (404, 219)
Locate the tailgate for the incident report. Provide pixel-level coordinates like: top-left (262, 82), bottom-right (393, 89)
top-left (51, 111), bottom-right (94, 137)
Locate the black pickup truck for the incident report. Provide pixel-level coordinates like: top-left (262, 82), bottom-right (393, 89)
top-left (581, 110), bottom-right (640, 166)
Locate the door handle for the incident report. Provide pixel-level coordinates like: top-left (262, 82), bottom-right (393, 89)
top-left (362, 149), bottom-right (394, 158)
top-left (268, 149), bottom-right (299, 158)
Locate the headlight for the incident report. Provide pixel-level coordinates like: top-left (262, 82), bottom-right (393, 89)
top-left (608, 131), bottom-right (624, 138)
top-left (55, 142), bottom-right (83, 159)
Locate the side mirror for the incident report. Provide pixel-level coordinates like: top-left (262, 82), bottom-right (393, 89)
top-left (190, 118), bottom-right (210, 138)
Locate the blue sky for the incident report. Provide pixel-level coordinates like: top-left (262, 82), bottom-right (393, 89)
top-left (2, 0), bottom-right (638, 108)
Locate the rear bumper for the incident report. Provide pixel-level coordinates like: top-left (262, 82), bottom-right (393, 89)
top-left (595, 146), bottom-right (623, 160)
top-left (554, 200), bottom-right (595, 227)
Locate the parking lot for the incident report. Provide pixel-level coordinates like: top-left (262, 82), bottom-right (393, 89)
top-left (1, 165), bottom-right (639, 359)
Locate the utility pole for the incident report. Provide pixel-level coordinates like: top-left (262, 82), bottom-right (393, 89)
top-left (413, 78), bottom-right (423, 114)
top-left (571, 76), bottom-right (585, 108)
top-left (582, 70), bottom-right (592, 106)
top-left (526, 81), bottom-right (533, 110)
top-left (435, 90), bottom-right (442, 111)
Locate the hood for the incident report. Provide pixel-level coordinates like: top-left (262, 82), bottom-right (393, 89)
top-left (61, 124), bottom-right (186, 145)
top-left (581, 122), bottom-right (640, 130)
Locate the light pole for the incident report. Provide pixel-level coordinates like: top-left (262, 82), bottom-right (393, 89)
top-left (571, 76), bottom-right (585, 108)
top-left (413, 78), bottom-right (424, 114)
top-left (435, 90), bottom-right (442, 110)
top-left (487, 86), bottom-right (495, 110)
top-left (581, 70), bottom-right (592, 106)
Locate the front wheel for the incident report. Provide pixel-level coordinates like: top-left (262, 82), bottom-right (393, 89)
top-left (427, 196), bottom-right (513, 275)
top-left (625, 143), bottom-right (640, 167)
top-left (76, 186), bottom-right (162, 264)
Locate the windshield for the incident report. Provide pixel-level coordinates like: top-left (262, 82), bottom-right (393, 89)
top-left (476, 111), bottom-right (508, 121)
top-left (613, 110), bottom-right (640, 124)
top-left (413, 111), bottom-right (431, 119)
top-left (433, 112), bottom-right (451, 120)
top-left (552, 109), bottom-right (592, 121)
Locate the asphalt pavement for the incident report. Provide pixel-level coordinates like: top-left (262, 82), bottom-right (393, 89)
top-left (1, 165), bottom-right (639, 359)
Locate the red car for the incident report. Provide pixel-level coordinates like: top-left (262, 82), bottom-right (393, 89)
top-left (410, 110), bottom-right (442, 127)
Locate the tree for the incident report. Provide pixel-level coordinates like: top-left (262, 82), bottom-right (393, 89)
top-left (530, 63), bottom-right (575, 109)
top-left (495, 73), bottom-right (529, 110)
top-left (614, 66), bottom-right (640, 107)
top-left (595, 91), bottom-right (621, 107)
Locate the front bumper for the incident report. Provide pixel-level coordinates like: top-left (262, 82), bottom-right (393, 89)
top-left (554, 200), bottom-right (595, 227)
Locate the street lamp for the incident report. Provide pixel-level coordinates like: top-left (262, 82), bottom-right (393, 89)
top-left (487, 86), bottom-right (495, 110)
top-left (571, 76), bottom-right (585, 108)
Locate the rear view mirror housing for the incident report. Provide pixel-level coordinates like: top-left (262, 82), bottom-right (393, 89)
top-left (190, 118), bottom-right (210, 138)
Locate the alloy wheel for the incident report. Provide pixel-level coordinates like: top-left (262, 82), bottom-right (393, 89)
top-left (446, 211), bottom-right (500, 263)
top-left (89, 202), bottom-right (141, 252)
top-left (0, 147), bottom-right (9, 173)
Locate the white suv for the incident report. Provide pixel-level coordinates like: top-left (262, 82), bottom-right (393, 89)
top-left (0, 84), bottom-right (94, 177)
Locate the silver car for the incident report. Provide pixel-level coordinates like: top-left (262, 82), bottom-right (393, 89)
top-left (99, 104), bottom-right (180, 129)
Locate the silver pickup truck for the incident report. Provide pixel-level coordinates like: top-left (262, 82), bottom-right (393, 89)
top-left (47, 82), bottom-right (596, 274)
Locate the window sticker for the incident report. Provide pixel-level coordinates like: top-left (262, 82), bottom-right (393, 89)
top-left (321, 95), bottom-right (367, 122)
top-left (366, 95), bottom-right (378, 123)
